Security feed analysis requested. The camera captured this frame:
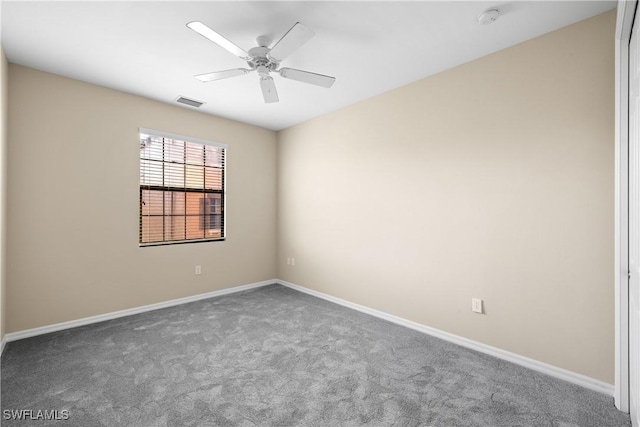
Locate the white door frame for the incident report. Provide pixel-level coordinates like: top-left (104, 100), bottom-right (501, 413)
top-left (615, 0), bottom-right (635, 413)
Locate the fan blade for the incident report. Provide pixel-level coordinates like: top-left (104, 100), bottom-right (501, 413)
top-left (195, 68), bottom-right (251, 82)
top-left (279, 68), bottom-right (336, 88)
top-left (268, 22), bottom-right (314, 62)
top-left (187, 21), bottom-right (250, 60)
top-left (260, 76), bottom-right (279, 103)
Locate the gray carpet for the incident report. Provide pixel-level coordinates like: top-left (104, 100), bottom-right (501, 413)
top-left (1, 284), bottom-right (631, 426)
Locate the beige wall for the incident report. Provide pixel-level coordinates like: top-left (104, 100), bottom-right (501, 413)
top-left (1, 47), bottom-right (7, 343)
top-left (7, 65), bottom-right (277, 332)
top-left (278, 11), bottom-right (615, 383)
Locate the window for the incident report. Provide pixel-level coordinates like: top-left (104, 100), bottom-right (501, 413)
top-left (139, 129), bottom-right (226, 246)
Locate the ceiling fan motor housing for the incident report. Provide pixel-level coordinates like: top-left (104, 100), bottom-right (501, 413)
top-left (247, 46), bottom-right (279, 72)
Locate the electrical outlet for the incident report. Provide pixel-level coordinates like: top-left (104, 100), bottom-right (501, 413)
top-left (471, 298), bottom-right (483, 314)
top-left (195, 265), bottom-right (201, 275)
top-left (287, 258), bottom-right (291, 265)
top-left (291, 258), bottom-right (295, 266)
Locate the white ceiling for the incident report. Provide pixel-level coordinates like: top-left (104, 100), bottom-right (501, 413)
top-left (1, 1), bottom-right (616, 131)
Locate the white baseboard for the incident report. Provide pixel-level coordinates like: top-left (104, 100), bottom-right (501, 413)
top-left (4, 279), bottom-right (276, 343)
top-left (277, 279), bottom-right (615, 397)
top-left (2, 277), bottom-right (616, 398)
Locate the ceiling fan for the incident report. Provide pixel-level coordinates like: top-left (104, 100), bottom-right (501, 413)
top-left (186, 21), bottom-right (336, 103)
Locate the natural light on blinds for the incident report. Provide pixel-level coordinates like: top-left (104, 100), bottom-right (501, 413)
top-left (139, 129), bottom-right (227, 246)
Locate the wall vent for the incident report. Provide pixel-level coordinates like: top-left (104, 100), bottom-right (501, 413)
top-left (175, 96), bottom-right (204, 108)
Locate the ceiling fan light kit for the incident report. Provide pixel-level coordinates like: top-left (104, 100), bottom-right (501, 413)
top-left (187, 21), bottom-right (336, 103)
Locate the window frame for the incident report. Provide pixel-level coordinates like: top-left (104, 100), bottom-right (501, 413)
top-left (138, 128), bottom-right (228, 247)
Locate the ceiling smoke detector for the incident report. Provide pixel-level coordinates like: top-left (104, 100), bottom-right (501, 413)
top-left (478, 9), bottom-right (500, 25)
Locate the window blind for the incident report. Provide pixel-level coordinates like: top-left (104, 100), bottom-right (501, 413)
top-left (139, 129), bottom-right (226, 246)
